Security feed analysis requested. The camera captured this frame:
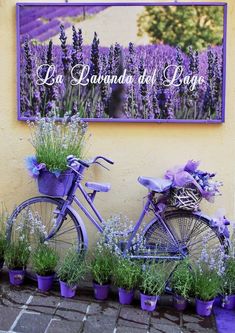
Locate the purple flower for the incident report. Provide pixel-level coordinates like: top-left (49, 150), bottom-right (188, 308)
top-left (184, 160), bottom-right (200, 173)
top-left (25, 156), bottom-right (45, 178)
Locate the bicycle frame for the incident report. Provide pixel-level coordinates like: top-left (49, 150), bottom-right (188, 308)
top-left (50, 164), bottom-right (184, 260)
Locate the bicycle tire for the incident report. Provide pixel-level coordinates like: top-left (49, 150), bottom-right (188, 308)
top-left (8, 196), bottom-right (85, 277)
top-left (142, 210), bottom-right (227, 261)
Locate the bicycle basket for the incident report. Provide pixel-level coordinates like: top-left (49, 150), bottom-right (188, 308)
top-left (169, 186), bottom-right (202, 211)
top-left (37, 169), bottom-right (74, 197)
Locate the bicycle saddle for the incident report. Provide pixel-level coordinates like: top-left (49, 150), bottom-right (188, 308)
top-left (85, 182), bottom-right (111, 192)
top-left (138, 177), bottom-right (172, 193)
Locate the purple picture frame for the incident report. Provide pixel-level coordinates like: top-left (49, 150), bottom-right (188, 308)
top-left (16, 2), bottom-right (227, 123)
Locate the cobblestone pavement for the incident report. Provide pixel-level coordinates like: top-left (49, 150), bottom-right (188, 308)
top-left (0, 274), bottom-right (218, 333)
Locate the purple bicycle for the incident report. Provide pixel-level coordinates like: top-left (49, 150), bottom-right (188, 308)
top-left (8, 155), bottom-right (228, 264)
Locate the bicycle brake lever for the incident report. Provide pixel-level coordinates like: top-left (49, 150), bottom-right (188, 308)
top-left (95, 161), bottom-right (110, 171)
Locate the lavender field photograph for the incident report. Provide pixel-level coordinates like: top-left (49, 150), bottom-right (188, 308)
top-left (17, 3), bottom-right (227, 122)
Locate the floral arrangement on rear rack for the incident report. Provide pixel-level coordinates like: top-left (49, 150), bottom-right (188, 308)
top-left (25, 115), bottom-right (88, 197)
top-left (164, 160), bottom-right (222, 211)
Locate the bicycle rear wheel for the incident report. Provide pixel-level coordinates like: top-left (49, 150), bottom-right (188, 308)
top-left (8, 196), bottom-right (85, 262)
top-left (143, 210), bottom-right (226, 261)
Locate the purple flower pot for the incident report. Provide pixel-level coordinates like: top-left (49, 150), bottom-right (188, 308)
top-left (118, 288), bottom-right (134, 305)
top-left (214, 296), bottom-right (222, 307)
top-left (173, 295), bottom-right (187, 311)
top-left (196, 298), bottom-right (214, 317)
top-left (38, 170), bottom-right (74, 197)
top-left (140, 293), bottom-right (159, 312)
top-left (37, 274), bottom-right (54, 292)
top-left (221, 295), bottom-right (235, 310)
top-left (60, 280), bottom-right (76, 298)
top-left (93, 282), bottom-right (110, 300)
top-left (9, 269), bottom-right (25, 286)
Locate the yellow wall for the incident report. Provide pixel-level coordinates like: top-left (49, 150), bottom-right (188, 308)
top-left (0, 0), bottom-right (235, 243)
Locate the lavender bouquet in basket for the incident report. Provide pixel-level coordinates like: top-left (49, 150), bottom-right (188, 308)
top-left (25, 115), bottom-right (88, 197)
top-left (165, 160), bottom-right (222, 203)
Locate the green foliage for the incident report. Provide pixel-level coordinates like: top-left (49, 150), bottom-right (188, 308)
top-left (57, 248), bottom-right (87, 287)
top-left (112, 257), bottom-right (141, 291)
top-left (0, 205), bottom-right (8, 260)
top-left (192, 263), bottom-right (221, 301)
top-left (89, 246), bottom-right (114, 285)
top-left (221, 258), bottom-right (235, 295)
top-left (140, 261), bottom-right (172, 296)
top-left (138, 6), bottom-right (224, 51)
top-left (171, 260), bottom-right (193, 299)
top-left (5, 240), bottom-right (30, 270)
top-left (30, 116), bottom-right (88, 172)
top-left (32, 244), bottom-right (59, 276)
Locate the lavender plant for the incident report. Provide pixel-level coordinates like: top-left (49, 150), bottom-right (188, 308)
top-left (5, 240), bottom-right (30, 270)
top-left (57, 247), bottom-right (87, 287)
top-left (32, 244), bottom-right (59, 276)
top-left (140, 261), bottom-right (172, 296)
top-left (191, 236), bottom-right (225, 301)
top-left (26, 115), bottom-right (88, 175)
top-left (221, 258), bottom-right (235, 296)
top-left (171, 260), bottom-right (193, 300)
top-left (112, 257), bottom-right (141, 291)
top-left (0, 205), bottom-right (8, 263)
top-left (89, 245), bottom-right (114, 285)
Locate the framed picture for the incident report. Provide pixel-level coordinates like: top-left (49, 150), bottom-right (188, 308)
top-left (17, 2), bottom-right (227, 123)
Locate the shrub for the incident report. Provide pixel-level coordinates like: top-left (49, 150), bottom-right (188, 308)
top-left (140, 261), bottom-right (172, 296)
top-left (112, 257), bottom-right (141, 291)
top-left (90, 246), bottom-right (114, 285)
top-left (5, 240), bottom-right (30, 270)
top-left (171, 260), bottom-right (193, 299)
top-left (27, 115), bottom-right (88, 173)
top-left (32, 244), bottom-right (59, 276)
top-left (57, 248), bottom-right (87, 287)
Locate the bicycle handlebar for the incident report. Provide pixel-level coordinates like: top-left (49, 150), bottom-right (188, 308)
top-left (88, 156), bottom-right (114, 165)
top-left (67, 155), bottom-right (114, 170)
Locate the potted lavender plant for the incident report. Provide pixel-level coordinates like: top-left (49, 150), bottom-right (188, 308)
top-left (57, 248), bottom-right (87, 298)
top-left (221, 257), bottom-right (235, 310)
top-left (32, 244), bottom-right (59, 292)
top-left (90, 246), bottom-right (114, 301)
top-left (4, 240), bottom-right (30, 285)
top-left (0, 206), bottom-right (7, 269)
top-left (26, 116), bottom-right (88, 197)
top-left (192, 261), bottom-right (222, 316)
top-left (112, 257), bottom-right (141, 305)
top-left (171, 260), bottom-right (192, 311)
top-left (139, 261), bottom-right (170, 312)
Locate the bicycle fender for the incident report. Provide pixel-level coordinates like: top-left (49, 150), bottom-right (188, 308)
top-left (67, 205), bottom-right (89, 249)
top-left (193, 210), bottom-right (212, 223)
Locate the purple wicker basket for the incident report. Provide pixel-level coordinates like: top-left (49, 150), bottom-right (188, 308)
top-left (37, 169), bottom-right (74, 197)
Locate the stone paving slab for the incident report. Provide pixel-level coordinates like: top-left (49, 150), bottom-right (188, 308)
top-left (46, 319), bottom-right (83, 333)
top-left (13, 313), bottom-right (52, 333)
top-left (116, 326), bottom-right (148, 333)
top-left (0, 306), bottom-right (21, 331)
top-left (55, 299), bottom-right (88, 321)
top-left (27, 295), bottom-right (59, 315)
top-left (151, 306), bottom-right (181, 327)
top-left (150, 324), bottom-right (182, 333)
top-left (0, 287), bottom-right (34, 308)
top-left (182, 311), bottom-right (217, 333)
top-left (118, 306), bottom-right (149, 329)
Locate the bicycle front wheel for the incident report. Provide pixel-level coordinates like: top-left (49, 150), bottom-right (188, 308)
top-left (8, 196), bottom-right (85, 256)
top-left (143, 210), bottom-right (226, 261)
